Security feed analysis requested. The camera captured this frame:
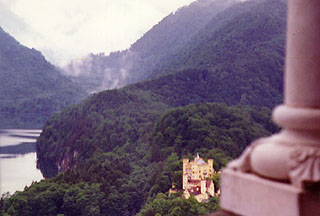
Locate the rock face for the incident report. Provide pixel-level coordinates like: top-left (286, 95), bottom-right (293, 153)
top-left (0, 26), bottom-right (86, 128)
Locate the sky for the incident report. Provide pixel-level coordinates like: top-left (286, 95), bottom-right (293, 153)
top-left (0, 0), bottom-right (196, 67)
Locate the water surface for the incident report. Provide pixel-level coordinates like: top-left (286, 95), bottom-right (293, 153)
top-left (0, 129), bottom-right (43, 194)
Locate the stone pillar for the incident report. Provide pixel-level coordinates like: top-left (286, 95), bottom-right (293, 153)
top-left (220, 0), bottom-right (320, 215)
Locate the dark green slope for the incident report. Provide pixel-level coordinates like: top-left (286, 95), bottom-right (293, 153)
top-left (146, 0), bottom-right (286, 108)
top-left (0, 27), bottom-right (86, 128)
top-left (131, 0), bottom-right (236, 58)
top-left (155, 0), bottom-right (286, 73)
top-left (128, 0), bottom-right (237, 82)
top-left (36, 88), bottom-right (168, 177)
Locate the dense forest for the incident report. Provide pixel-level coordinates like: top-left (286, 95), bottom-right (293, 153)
top-left (1, 103), bottom-right (277, 215)
top-left (0, 27), bottom-right (86, 128)
top-left (1, 0), bottom-right (286, 215)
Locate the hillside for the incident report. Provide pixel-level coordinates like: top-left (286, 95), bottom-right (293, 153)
top-left (141, 0), bottom-right (286, 109)
top-left (0, 27), bottom-right (86, 128)
top-left (2, 103), bottom-right (276, 215)
top-left (63, 0), bottom-right (237, 93)
top-left (150, 0), bottom-right (286, 77)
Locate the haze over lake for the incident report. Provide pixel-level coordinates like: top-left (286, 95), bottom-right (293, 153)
top-left (0, 129), bottom-right (43, 194)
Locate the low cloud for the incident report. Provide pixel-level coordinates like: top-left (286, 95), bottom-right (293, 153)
top-left (0, 0), bottom-right (195, 67)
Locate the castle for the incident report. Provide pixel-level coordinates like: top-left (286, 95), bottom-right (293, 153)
top-left (182, 154), bottom-right (215, 202)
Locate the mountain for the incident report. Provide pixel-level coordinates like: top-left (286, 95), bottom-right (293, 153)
top-left (0, 27), bottom-right (86, 128)
top-left (63, 0), bottom-right (285, 101)
top-left (149, 0), bottom-right (286, 77)
top-left (2, 0), bottom-right (286, 215)
top-left (62, 0), bottom-right (237, 93)
top-left (134, 0), bottom-right (286, 109)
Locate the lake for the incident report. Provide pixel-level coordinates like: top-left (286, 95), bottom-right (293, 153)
top-left (0, 129), bottom-right (43, 195)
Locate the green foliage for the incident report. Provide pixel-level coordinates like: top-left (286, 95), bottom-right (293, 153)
top-left (36, 88), bottom-right (168, 177)
top-left (56, 152), bottom-right (149, 215)
top-left (0, 181), bottom-right (104, 216)
top-left (137, 193), bottom-right (219, 216)
top-left (150, 103), bottom-right (273, 160)
top-left (212, 173), bottom-right (221, 193)
top-left (148, 153), bottom-right (182, 197)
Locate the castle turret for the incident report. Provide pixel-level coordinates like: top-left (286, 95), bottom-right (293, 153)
top-left (183, 158), bottom-right (189, 174)
top-left (207, 159), bottom-right (214, 176)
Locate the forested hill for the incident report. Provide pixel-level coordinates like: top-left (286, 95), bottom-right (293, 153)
top-left (4, 102), bottom-right (277, 215)
top-left (127, 0), bottom-right (236, 81)
top-left (0, 27), bottom-right (86, 128)
top-left (149, 0), bottom-right (286, 79)
top-left (135, 0), bottom-right (286, 108)
top-left (63, 0), bottom-right (237, 93)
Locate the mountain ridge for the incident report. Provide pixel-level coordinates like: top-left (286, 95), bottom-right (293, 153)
top-left (0, 26), bottom-right (86, 128)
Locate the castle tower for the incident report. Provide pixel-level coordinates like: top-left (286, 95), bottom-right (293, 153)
top-left (182, 158), bottom-right (190, 190)
top-left (182, 174), bottom-right (188, 190)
